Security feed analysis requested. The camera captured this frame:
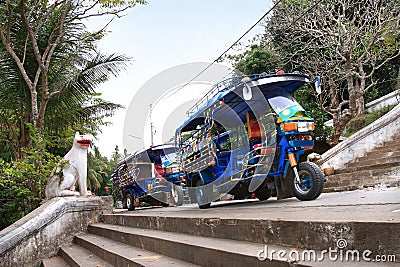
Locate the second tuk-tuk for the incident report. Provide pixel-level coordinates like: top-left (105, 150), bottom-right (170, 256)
top-left (111, 144), bottom-right (185, 210)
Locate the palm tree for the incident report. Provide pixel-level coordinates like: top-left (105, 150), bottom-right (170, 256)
top-left (0, 1), bottom-right (127, 160)
top-left (87, 146), bottom-right (110, 192)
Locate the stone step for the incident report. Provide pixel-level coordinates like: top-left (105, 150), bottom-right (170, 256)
top-left (75, 232), bottom-right (199, 267)
top-left (334, 161), bottom-right (400, 175)
top-left (41, 256), bottom-right (70, 267)
top-left (384, 138), bottom-right (400, 146)
top-left (87, 222), bottom-right (398, 267)
top-left (87, 223), bottom-right (360, 267)
top-left (323, 133), bottom-right (400, 194)
top-left (98, 212), bottom-right (400, 264)
top-left (324, 170), bottom-right (400, 188)
top-left (348, 156), bottom-right (400, 168)
top-left (367, 145), bottom-right (400, 154)
top-left (59, 243), bottom-right (113, 267)
top-left (323, 179), bottom-right (400, 193)
top-left (102, 215), bottom-right (337, 252)
top-left (325, 165), bottom-right (400, 182)
top-left (365, 150), bottom-right (400, 159)
top-left (323, 166), bottom-right (400, 192)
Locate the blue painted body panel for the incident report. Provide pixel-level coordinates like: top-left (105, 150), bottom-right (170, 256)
top-left (177, 73), bottom-right (317, 192)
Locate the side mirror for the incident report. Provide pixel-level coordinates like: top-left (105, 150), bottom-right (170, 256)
top-left (243, 82), bottom-right (252, 100)
top-left (315, 76), bottom-right (321, 94)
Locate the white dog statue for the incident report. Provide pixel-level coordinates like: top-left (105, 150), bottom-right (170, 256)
top-left (45, 132), bottom-right (91, 199)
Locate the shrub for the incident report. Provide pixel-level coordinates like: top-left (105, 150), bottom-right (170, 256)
top-left (344, 105), bottom-right (396, 137)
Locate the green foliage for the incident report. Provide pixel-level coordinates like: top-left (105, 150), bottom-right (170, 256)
top-left (294, 87), bottom-right (333, 139)
top-left (0, 0), bottom-right (128, 160)
top-left (344, 105), bottom-right (396, 137)
top-left (0, 0), bottom-right (138, 228)
top-left (364, 57), bottom-right (400, 103)
top-left (0, 126), bottom-right (60, 230)
top-left (87, 146), bottom-right (116, 195)
top-left (109, 145), bottom-right (134, 202)
top-left (233, 46), bottom-right (333, 139)
top-left (98, 0), bottom-right (147, 8)
top-left (231, 0), bottom-right (399, 143)
top-left (232, 45), bottom-right (278, 74)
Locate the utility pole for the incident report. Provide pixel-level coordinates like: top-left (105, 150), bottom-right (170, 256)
top-left (149, 104), bottom-right (154, 147)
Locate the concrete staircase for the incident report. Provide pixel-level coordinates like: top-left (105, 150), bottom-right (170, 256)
top-left (40, 217), bottom-right (295, 267)
top-left (40, 199), bottom-right (400, 267)
top-left (41, 228), bottom-right (200, 267)
top-left (324, 135), bottom-right (400, 192)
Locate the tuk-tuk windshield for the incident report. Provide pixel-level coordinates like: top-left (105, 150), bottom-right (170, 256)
top-left (267, 90), bottom-right (305, 121)
top-left (161, 152), bottom-right (178, 167)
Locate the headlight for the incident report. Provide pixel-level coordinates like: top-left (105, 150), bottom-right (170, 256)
top-left (282, 122), bottom-right (314, 132)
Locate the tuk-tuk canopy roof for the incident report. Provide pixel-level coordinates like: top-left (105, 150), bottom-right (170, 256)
top-left (117, 144), bottom-right (176, 166)
top-left (177, 73), bottom-right (310, 133)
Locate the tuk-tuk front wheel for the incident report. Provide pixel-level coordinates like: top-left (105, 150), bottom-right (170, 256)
top-left (124, 194), bottom-right (136, 211)
top-left (289, 162), bottom-right (324, 201)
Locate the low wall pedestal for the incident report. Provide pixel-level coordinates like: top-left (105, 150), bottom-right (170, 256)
top-left (0, 196), bottom-right (113, 267)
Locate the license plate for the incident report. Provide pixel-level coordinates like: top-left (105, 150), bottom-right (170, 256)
top-left (297, 122), bottom-right (309, 132)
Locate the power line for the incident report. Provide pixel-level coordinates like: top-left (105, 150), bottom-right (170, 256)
top-left (214, 0), bottom-right (284, 63)
top-left (268, 0), bottom-right (325, 55)
top-left (374, 77), bottom-right (400, 85)
top-left (285, 0), bottom-right (325, 31)
top-left (166, 0), bottom-right (284, 98)
top-left (169, 0), bottom-right (326, 100)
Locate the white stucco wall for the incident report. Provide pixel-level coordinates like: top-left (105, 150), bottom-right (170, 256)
top-left (366, 89), bottom-right (400, 113)
top-left (324, 90), bottom-right (400, 127)
top-left (319, 103), bottom-right (400, 170)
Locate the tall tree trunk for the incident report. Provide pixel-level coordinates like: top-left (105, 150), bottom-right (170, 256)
top-left (30, 90), bottom-right (39, 128)
top-left (397, 67), bottom-right (400, 91)
top-left (345, 61), bottom-right (357, 116)
top-left (37, 97), bottom-right (49, 133)
top-left (355, 80), bottom-right (364, 116)
top-left (18, 119), bottom-right (31, 159)
top-left (330, 110), bottom-right (352, 145)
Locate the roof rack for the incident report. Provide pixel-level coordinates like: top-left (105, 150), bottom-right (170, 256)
top-left (185, 73), bottom-right (264, 117)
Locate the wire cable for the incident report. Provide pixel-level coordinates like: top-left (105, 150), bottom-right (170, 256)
top-left (166, 0), bottom-right (284, 98)
top-left (283, 0), bottom-right (325, 31)
top-left (165, 0), bottom-right (325, 102)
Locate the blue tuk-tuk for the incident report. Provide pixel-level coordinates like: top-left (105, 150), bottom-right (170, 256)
top-left (176, 72), bottom-right (324, 208)
top-left (111, 144), bottom-right (185, 210)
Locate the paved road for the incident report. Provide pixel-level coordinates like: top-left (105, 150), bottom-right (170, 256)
top-left (116, 187), bottom-right (400, 223)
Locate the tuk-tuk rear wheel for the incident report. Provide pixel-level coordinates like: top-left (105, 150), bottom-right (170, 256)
top-left (124, 194), bottom-right (136, 211)
top-left (255, 184), bottom-right (271, 201)
top-left (196, 180), bottom-right (211, 209)
top-left (171, 185), bottom-right (184, 206)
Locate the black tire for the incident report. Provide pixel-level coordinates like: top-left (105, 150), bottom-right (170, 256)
top-left (199, 202), bottom-right (211, 209)
top-left (125, 194), bottom-right (136, 211)
top-left (161, 202), bottom-right (170, 207)
top-left (196, 180), bottom-right (211, 209)
top-left (170, 185), bottom-right (184, 206)
top-left (289, 162), bottom-right (324, 201)
top-left (255, 183), bottom-right (271, 201)
top-left (122, 193), bottom-right (128, 209)
top-left (233, 190), bottom-right (249, 200)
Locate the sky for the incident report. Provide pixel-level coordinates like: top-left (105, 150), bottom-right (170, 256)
top-left (88, 0), bottom-right (273, 157)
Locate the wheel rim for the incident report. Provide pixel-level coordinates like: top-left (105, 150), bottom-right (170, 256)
top-left (171, 188), bottom-right (179, 203)
top-left (197, 187), bottom-right (204, 203)
top-left (126, 196), bottom-right (132, 208)
top-left (294, 169), bottom-right (313, 194)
